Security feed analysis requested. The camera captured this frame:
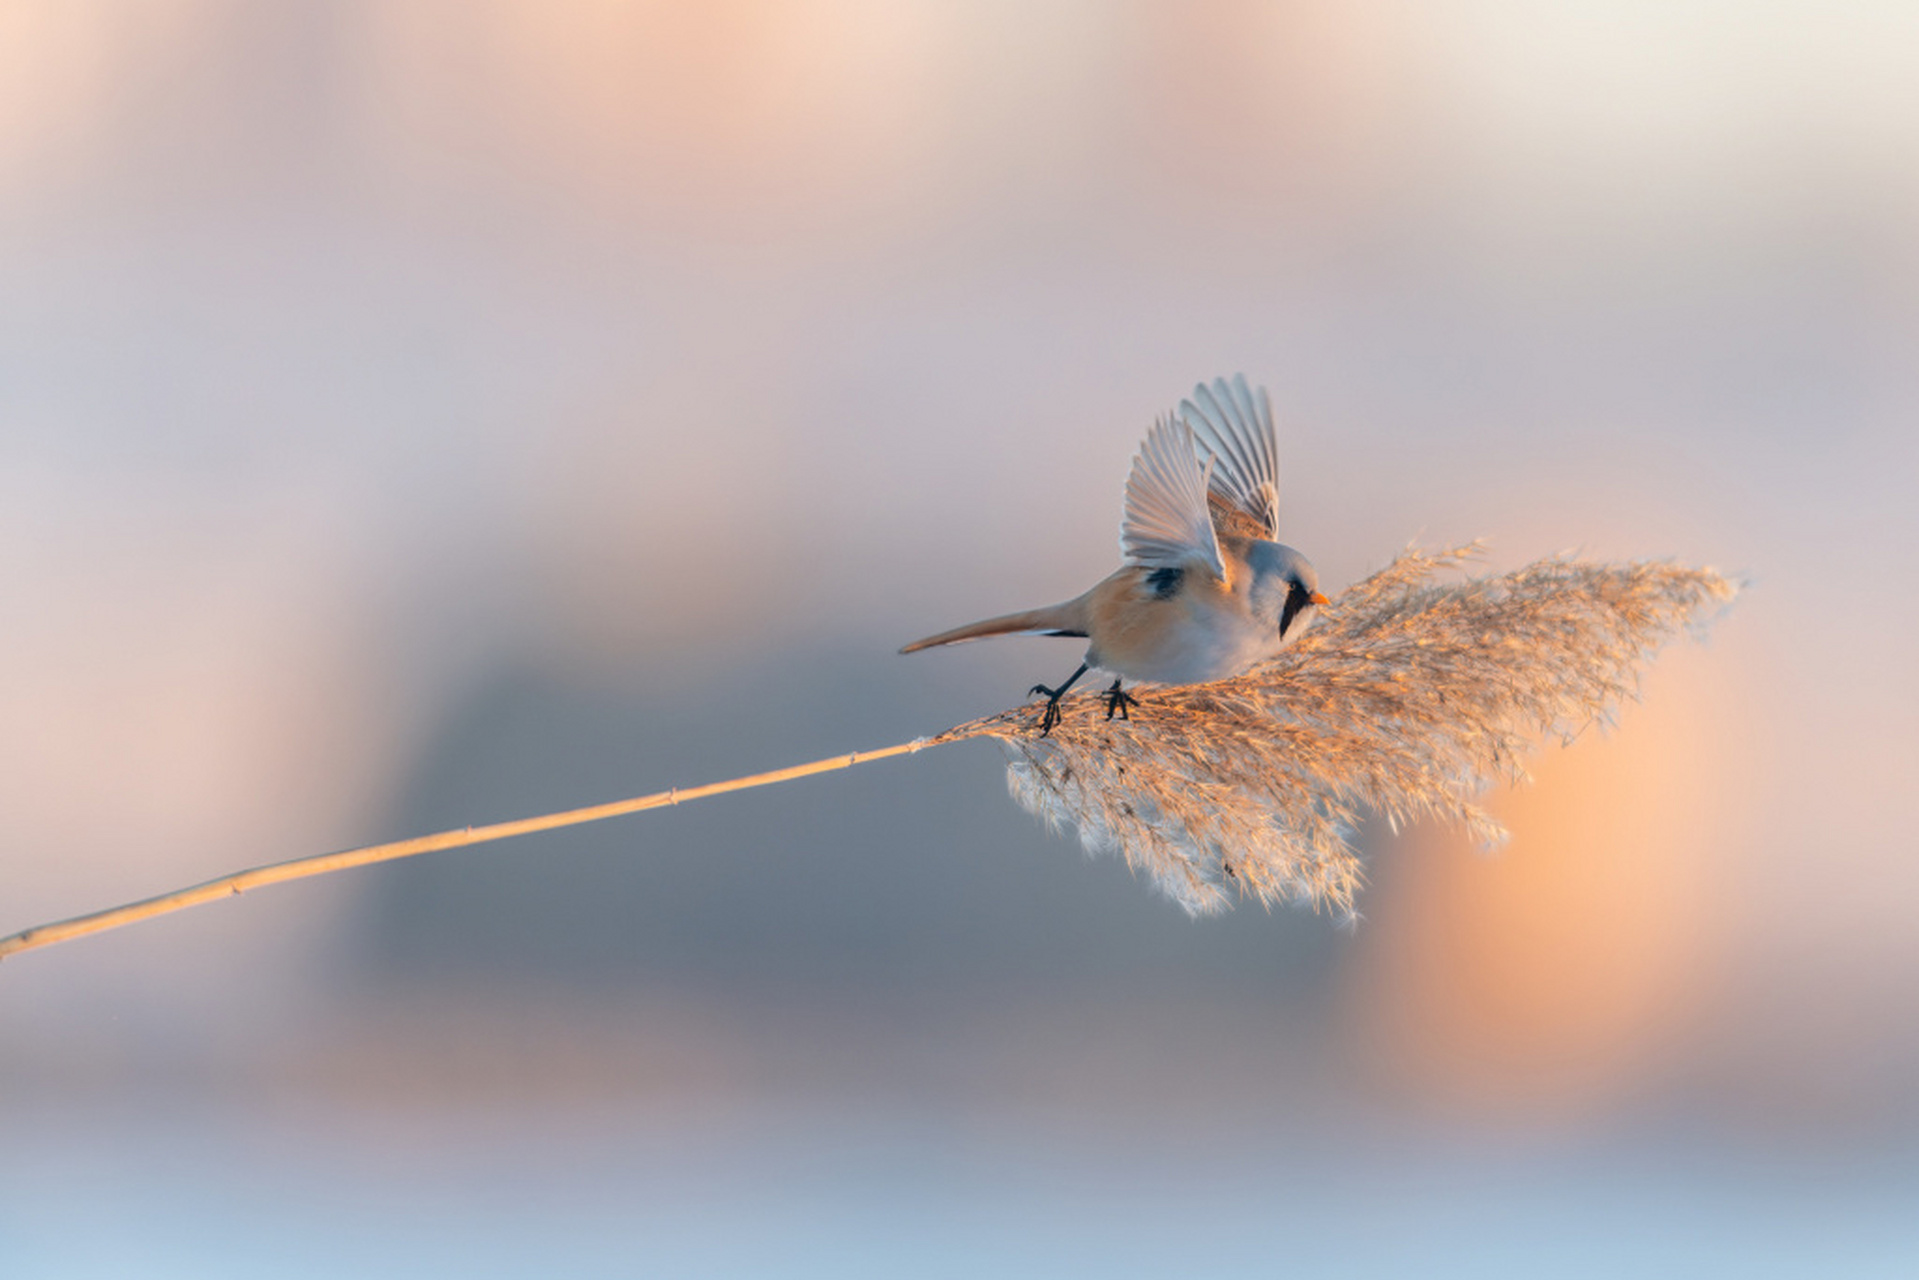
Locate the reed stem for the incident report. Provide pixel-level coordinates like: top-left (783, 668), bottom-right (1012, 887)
top-left (0, 733), bottom-right (966, 962)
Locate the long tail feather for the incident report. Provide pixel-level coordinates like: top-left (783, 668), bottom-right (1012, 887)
top-left (900, 602), bottom-right (1088, 653)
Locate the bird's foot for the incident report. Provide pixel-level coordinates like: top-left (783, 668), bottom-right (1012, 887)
top-left (1027, 662), bottom-right (1089, 737)
top-left (1103, 680), bottom-right (1139, 722)
top-left (1028, 683), bottom-right (1066, 736)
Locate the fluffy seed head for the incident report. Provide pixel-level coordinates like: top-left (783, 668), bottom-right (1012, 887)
top-left (947, 545), bottom-right (1741, 917)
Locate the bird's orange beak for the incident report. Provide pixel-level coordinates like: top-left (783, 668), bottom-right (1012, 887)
top-left (1310, 592), bottom-right (1331, 607)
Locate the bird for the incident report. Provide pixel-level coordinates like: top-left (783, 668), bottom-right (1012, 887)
top-left (901, 375), bottom-right (1330, 734)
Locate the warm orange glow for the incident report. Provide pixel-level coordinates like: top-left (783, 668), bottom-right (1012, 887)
top-left (1126, 0), bottom-right (1411, 203)
top-left (1345, 647), bottom-right (1757, 1121)
top-left (0, 2), bottom-right (116, 179)
top-left (353, 0), bottom-right (946, 229)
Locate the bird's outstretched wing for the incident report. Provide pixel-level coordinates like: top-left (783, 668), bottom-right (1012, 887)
top-left (1182, 374), bottom-right (1280, 542)
top-left (1120, 413), bottom-right (1227, 582)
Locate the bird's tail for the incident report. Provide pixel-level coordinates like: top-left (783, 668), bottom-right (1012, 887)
top-left (899, 601), bottom-right (1088, 654)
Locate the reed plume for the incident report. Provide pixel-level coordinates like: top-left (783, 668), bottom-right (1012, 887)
top-left (959, 543), bottom-right (1740, 917)
top-left (0, 544), bottom-right (1737, 960)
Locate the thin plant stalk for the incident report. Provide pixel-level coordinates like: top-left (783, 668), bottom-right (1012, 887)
top-left (0, 737), bottom-right (963, 962)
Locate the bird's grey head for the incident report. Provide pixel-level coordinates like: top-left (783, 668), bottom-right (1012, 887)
top-left (1246, 542), bottom-right (1327, 640)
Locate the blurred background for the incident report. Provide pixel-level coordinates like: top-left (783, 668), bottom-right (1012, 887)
top-left (2, 1), bottom-right (1916, 1274)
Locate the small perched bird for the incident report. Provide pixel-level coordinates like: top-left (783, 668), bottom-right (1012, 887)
top-left (902, 375), bottom-right (1329, 733)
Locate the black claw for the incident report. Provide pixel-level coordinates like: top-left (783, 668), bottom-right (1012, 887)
top-left (1036, 687), bottom-right (1066, 736)
top-left (1027, 685), bottom-right (1064, 736)
top-left (1030, 684), bottom-right (1068, 736)
top-left (1028, 662), bottom-right (1090, 737)
top-left (1103, 679), bottom-right (1139, 722)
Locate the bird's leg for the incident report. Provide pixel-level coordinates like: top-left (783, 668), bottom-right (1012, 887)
top-left (1104, 679), bottom-right (1139, 721)
top-left (1028, 662), bottom-right (1089, 736)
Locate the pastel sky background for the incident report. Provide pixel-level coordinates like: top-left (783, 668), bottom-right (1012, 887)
top-left (3, 2), bottom-right (1916, 1274)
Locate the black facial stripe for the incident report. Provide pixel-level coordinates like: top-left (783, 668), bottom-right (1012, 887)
top-left (1279, 580), bottom-right (1313, 635)
top-left (1145, 566), bottom-right (1184, 599)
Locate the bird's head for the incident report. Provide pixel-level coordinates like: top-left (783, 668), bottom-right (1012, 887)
top-left (1247, 542), bottom-right (1330, 641)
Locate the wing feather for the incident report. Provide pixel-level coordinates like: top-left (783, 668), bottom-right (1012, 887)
top-left (1120, 413), bottom-right (1226, 581)
top-left (1182, 374), bottom-right (1281, 541)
